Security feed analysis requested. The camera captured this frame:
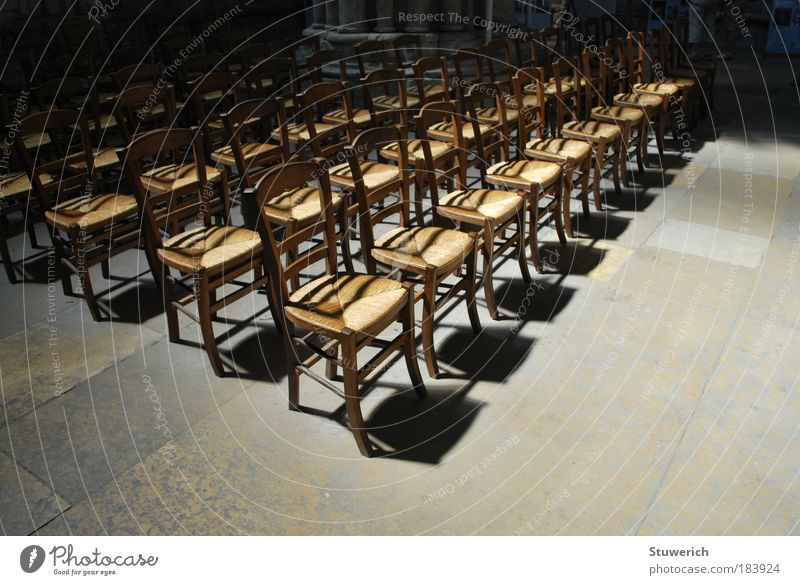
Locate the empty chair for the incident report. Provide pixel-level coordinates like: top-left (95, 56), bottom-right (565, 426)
top-left (244, 160), bottom-right (425, 457)
top-left (122, 128), bottom-right (267, 377)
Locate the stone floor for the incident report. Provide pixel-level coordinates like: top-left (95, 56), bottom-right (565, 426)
top-left (2, 55), bottom-right (799, 536)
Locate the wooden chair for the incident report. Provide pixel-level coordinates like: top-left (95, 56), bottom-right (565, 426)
top-left (354, 40), bottom-right (390, 78)
top-left (239, 57), bottom-right (300, 101)
top-left (185, 72), bottom-right (239, 165)
top-left (581, 47), bottom-right (648, 186)
top-left (484, 156), bottom-right (565, 272)
top-left (379, 101), bottom-right (461, 225)
top-left (608, 37), bottom-right (669, 161)
top-left (112, 62), bottom-right (161, 91)
top-left (244, 160), bottom-right (425, 457)
top-left (361, 68), bottom-right (412, 128)
top-left (121, 128), bottom-right (267, 377)
top-left (345, 126), bottom-right (481, 379)
top-left (215, 98), bottom-right (289, 189)
top-left (559, 52), bottom-right (626, 212)
top-left (409, 56), bottom-right (450, 105)
top-left (289, 81), bottom-right (355, 160)
top-left (512, 66), bottom-right (546, 147)
top-left (392, 35), bottom-right (423, 70)
top-left (306, 49), bottom-right (347, 85)
top-left (14, 109), bottom-right (140, 318)
top-left (521, 60), bottom-right (593, 238)
top-left (32, 77), bottom-right (120, 174)
top-left (481, 39), bottom-right (515, 94)
top-left (427, 103), bottom-right (532, 319)
top-left (451, 49), bottom-right (485, 101)
top-left (649, 27), bottom-right (703, 127)
top-left (111, 84), bottom-right (179, 144)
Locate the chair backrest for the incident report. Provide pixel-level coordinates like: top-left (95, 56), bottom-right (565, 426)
top-left (113, 62), bottom-right (161, 91)
top-left (112, 83), bottom-right (178, 143)
top-left (344, 126), bottom-right (410, 273)
top-left (14, 109), bottom-right (95, 212)
top-left (242, 57), bottom-right (299, 100)
top-left (361, 68), bottom-right (409, 126)
top-left (185, 72), bottom-right (238, 133)
top-left (246, 160), bottom-right (337, 300)
top-left (512, 32), bottom-right (537, 68)
top-left (411, 56), bottom-right (449, 105)
top-left (393, 35), bottom-right (422, 68)
top-left (451, 49), bottom-right (484, 100)
top-left (513, 66), bottom-right (546, 144)
top-left (414, 101), bottom-right (462, 208)
top-left (306, 49), bottom-right (347, 84)
top-left (463, 82), bottom-right (508, 175)
top-left (604, 38), bottom-right (629, 94)
top-left (550, 57), bottom-right (582, 133)
top-left (220, 98), bottom-right (289, 187)
top-left (354, 40), bottom-right (389, 78)
top-left (541, 27), bottom-right (564, 57)
top-left (625, 32), bottom-right (647, 85)
top-left (481, 39), bottom-right (515, 92)
top-left (121, 127), bottom-right (213, 244)
top-left (296, 81), bottom-right (355, 158)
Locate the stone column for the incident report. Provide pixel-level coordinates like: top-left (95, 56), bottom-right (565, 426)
top-left (404, 0), bottom-right (431, 33)
top-left (311, 0), bottom-right (326, 29)
top-left (374, 0), bottom-right (396, 33)
top-left (440, 0), bottom-right (464, 32)
top-left (325, 0), bottom-right (339, 28)
top-left (339, 0), bottom-right (369, 33)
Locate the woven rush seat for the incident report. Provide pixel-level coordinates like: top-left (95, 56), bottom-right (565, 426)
top-left (634, 82), bottom-right (681, 97)
top-left (44, 193), bottom-right (138, 231)
top-left (140, 162), bottom-right (223, 192)
top-left (665, 76), bottom-right (697, 89)
top-left (323, 107), bottom-right (371, 126)
top-left (563, 120), bottom-right (623, 140)
top-left (275, 122), bottom-right (338, 143)
top-left (486, 160), bottom-right (561, 190)
top-left (157, 225), bottom-right (262, 272)
top-left (329, 161), bottom-right (400, 191)
top-left (525, 137), bottom-right (591, 161)
top-left (380, 139), bottom-right (453, 161)
top-left (373, 94), bottom-right (420, 109)
top-left (285, 273), bottom-right (407, 336)
top-left (474, 105), bottom-right (519, 123)
top-left (426, 120), bottom-right (493, 143)
top-left (66, 147), bottom-right (120, 172)
top-left (372, 226), bottom-right (474, 274)
top-left (614, 92), bottom-right (663, 108)
top-left (407, 83), bottom-right (445, 96)
top-left (438, 189), bottom-right (523, 222)
top-left (525, 80), bottom-right (574, 96)
top-left (210, 142), bottom-right (283, 167)
top-left (264, 187), bottom-right (342, 224)
top-left (592, 105), bottom-right (645, 123)
top-left (0, 172), bottom-right (37, 198)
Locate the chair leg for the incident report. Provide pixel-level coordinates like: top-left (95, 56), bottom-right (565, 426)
top-left (562, 170), bottom-right (574, 238)
top-left (27, 223), bottom-right (38, 248)
top-left (421, 270), bottom-right (440, 378)
top-left (481, 222), bottom-right (498, 320)
top-left (163, 268), bottom-right (181, 343)
top-left (338, 205), bottom-right (354, 273)
top-left (528, 192), bottom-right (542, 272)
top-left (413, 171), bottom-right (425, 226)
top-left (464, 244), bottom-right (481, 333)
top-left (100, 258), bottom-right (110, 279)
top-left (580, 158), bottom-right (591, 218)
top-left (197, 274), bottom-right (225, 377)
top-left (0, 234), bottom-right (18, 284)
top-left (655, 109), bottom-right (666, 159)
top-left (638, 122), bottom-right (647, 172)
top-left (71, 228), bottom-right (103, 322)
top-left (611, 140), bottom-right (622, 196)
top-left (516, 206), bottom-right (532, 284)
top-left (593, 146), bottom-right (604, 211)
top-left (401, 288), bottom-right (426, 398)
top-left (342, 334), bottom-right (372, 457)
top-left (553, 182), bottom-right (568, 246)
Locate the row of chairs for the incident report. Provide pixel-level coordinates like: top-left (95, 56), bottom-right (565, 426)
top-left (0, 22), bottom-right (715, 455)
